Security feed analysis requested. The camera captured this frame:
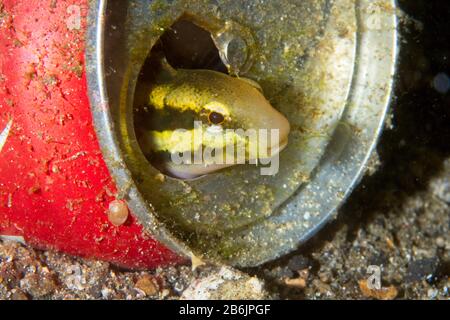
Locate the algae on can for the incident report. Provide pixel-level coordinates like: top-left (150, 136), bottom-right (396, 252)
top-left (86, 0), bottom-right (398, 266)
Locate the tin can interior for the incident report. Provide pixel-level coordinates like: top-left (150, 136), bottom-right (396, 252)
top-left (86, 0), bottom-right (398, 267)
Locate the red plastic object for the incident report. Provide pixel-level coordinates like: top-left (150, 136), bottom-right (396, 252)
top-left (0, 0), bottom-right (183, 269)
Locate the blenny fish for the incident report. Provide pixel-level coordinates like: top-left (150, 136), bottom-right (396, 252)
top-left (137, 59), bottom-right (290, 179)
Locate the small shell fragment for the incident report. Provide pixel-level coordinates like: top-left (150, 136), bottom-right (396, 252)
top-left (181, 266), bottom-right (270, 300)
top-left (135, 275), bottom-right (159, 296)
top-left (107, 200), bottom-right (129, 226)
top-left (190, 253), bottom-right (206, 271)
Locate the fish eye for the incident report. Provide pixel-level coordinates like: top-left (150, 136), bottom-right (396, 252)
top-left (208, 111), bottom-right (225, 125)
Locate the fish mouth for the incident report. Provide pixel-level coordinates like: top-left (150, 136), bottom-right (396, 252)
top-left (160, 137), bottom-right (289, 180)
top-left (266, 138), bottom-right (288, 158)
top-left (243, 137), bottom-right (288, 165)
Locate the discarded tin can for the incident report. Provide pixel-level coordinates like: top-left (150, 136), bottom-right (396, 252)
top-left (0, 0), bottom-right (398, 268)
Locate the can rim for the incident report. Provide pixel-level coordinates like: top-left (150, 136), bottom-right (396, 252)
top-left (85, 0), bottom-right (399, 267)
top-left (85, 0), bottom-right (193, 261)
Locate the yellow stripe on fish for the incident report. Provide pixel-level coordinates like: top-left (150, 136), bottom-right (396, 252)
top-left (139, 60), bottom-right (291, 178)
top-left (148, 126), bottom-right (247, 154)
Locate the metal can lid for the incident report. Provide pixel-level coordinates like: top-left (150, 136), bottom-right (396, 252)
top-left (86, 0), bottom-right (398, 267)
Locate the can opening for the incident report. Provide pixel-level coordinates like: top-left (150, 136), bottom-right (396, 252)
top-left (126, 1), bottom-right (358, 254)
top-left (157, 18), bottom-right (228, 73)
top-left (133, 18), bottom-right (228, 178)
